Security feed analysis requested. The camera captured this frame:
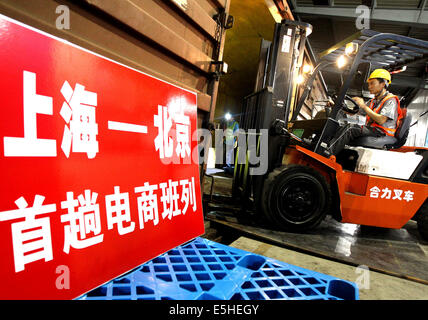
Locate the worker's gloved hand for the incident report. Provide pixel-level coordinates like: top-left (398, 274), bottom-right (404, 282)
top-left (352, 96), bottom-right (365, 107)
top-left (330, 94), bottom-right (360, 115)
top-left (272, 119), bottom-right (287, 135)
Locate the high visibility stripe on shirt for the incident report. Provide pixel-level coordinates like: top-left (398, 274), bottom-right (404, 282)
top-left (366, 94), bottom-right (402, 137)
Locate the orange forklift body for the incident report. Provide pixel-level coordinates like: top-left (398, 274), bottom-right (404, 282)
top-left (284, 145), bottom-right (428, 229)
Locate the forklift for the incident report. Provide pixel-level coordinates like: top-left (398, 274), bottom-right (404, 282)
top-left (231, 20), bottom-right (428, 240)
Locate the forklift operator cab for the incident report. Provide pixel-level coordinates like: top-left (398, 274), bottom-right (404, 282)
top-left (343, 68), bottom-right (411, 151)
top-left (235, 22), bottom-right (428, 241)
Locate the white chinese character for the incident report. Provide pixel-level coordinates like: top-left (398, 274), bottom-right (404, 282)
top-left (180, 177), bottom-right (197, 214)
top-left (154, 105), bottom-right (173, 159)
top-left (135, 182), bottom-right (159, 228)
top-left (105, 186), bottom-right (135, 235)
top-left (3, 71), bottom-right (56, 157)
top-left (403, 190), bottom-right (414, 202)
top-left (392, 189), bottom-right (403, 200)
top-left (381, 188), bottom-right (392, 199)
top-left (159, 180), bottom-right (181, 220)
top-left (154, 97), bottom-right (192, 160)
top-left (60, 81), bottom-right (98, 159)
top-left (60, 190), bottom-right (103, 254)
top-left (170, 180), bottom-right (180, 218)
top-left (175, 122), bottom-right (191, 158)
top-left (169, 103), bottom-right (191, 159)
top-left (159, 181), bottom-right (171, 219)
top-left (369, 186), bottom-right (380, 198)
top-left (0, 195), bottom-right (56, 272)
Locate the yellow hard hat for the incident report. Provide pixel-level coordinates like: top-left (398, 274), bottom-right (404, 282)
top-left (368, 69), bottom-right (391, 84)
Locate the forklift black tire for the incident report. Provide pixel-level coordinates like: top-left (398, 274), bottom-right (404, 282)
top-left (262, 165), bottom-right (331, 232)
top-left (417, 201), bottom-right (428, 241)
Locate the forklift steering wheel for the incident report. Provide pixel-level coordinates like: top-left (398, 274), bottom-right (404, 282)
top-left (341, 95), bottom-right (360, 115)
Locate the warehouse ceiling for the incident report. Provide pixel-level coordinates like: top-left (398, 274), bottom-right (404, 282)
top-left (215, 0), bottom-right (428, 120)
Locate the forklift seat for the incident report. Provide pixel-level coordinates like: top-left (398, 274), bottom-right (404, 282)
top-left (352, 111), bottom-right (412, 150)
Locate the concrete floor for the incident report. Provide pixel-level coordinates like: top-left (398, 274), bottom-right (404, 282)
top-left (228, 236), bottom-right (428, 300)
top-left (203, 170), bottom-right (428, 300)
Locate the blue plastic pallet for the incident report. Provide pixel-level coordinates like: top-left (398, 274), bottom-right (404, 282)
top-left (78, 237), bottom-right (359, 300)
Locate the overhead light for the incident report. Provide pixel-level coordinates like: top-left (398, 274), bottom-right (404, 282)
top-left (345, 42), bottom-right (359, 56)
top-left (225, 112), bottom-right (232, 121)
top-left (337, 55), bottom-right (348, 69)
top-left (302, 64), bottom-right (313, 74)
top-left (296, 74), bottom-right (305, 85)
top-left (306, 26), bottom-right (312, 37)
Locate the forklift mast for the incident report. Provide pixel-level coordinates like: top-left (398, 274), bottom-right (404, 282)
top-left (235, 19), bottom-right (311, 204)
top-left (267, 20), bottom-right (312, 123)
top-left (241, 19), bottom-right (311, 130)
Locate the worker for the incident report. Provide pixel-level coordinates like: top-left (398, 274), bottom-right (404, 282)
top-left (224, 114), bottom-right (239, 168)
top-left (328, 69), bottom-right (402, 155)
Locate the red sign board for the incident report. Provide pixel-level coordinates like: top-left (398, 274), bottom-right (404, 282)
top-left (0, 14), bottom-right (204, 299)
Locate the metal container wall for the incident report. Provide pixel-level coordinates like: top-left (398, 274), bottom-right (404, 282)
top-left (0, 0), bottom-right (231, 127)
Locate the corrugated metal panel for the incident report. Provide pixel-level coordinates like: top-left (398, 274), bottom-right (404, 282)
top-left (296, 0), bottom-right (363, 7)
top-left (376, 0), bottom-right (420, 9)
top-left (0, 0), bottom-right (231, 126)
top-left (403, 66), bottom-right (424, 78)
top-left (85, 0), bottom-right (213, 73)
top-left (211, 0), bottom-right (228, 10)
top-left (331, 21), bottom-right (358, 41)
top-left (369, 22), bottom-right (409, 35)
top-left (198, 0), bottom-right (224, 16)
top-left (296, 0), bottom-right (314, 6)
top-left (167, 0), bottom-right (218, 40)
top-left (409, 27), bottom-right (428, 41)
top-left (333, 0), bottom-right (362, 7)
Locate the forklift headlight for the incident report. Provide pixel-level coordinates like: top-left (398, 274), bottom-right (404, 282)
top-left (296, 74), bottom-right (305, 85)
top-left (302, 64), bottom-right (313, 74)
top-left (345, 42), bottom-right (359, 56)
top-left (337, 55), bottom-right (348, 69)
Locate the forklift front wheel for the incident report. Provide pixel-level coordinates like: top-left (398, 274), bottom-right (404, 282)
top-left (262, 165), bottom-right (331, 232)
